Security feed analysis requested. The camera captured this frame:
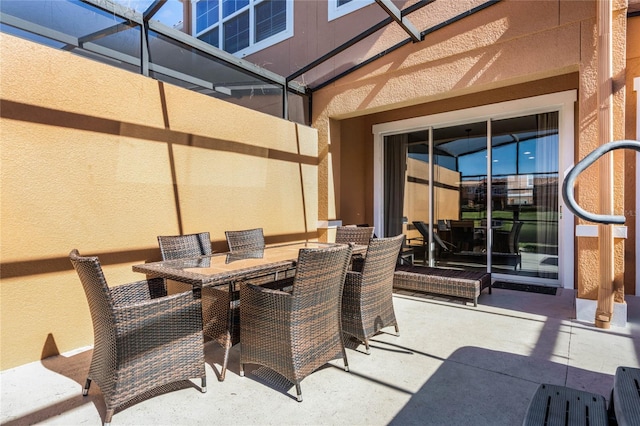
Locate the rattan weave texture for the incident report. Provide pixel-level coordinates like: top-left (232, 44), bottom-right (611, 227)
top-left (69, 249), bottom-right (206, 425)
top-left (157, 232), bottom-right (237, 381)
top-left (393, 265), bottom-right (491, 306)
top-left (336, 226), bottom-right (374, 271)
top-left (225, 228), bottom-right (265, 252)
top-left (335, 226), bottom-right (375, 245)
top-left (239, 244), bottom-right (353, 402)
top-left (341, 234), bottom-right (405, 354)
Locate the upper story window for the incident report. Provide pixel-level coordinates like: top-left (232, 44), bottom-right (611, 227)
top-left (328, 0), bottom-right (374, 21)
top-left (194, 0), bottom-right (292, 56)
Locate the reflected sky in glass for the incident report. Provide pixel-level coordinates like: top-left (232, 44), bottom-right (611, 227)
top-left (115, 0), bottom-right (184, 28)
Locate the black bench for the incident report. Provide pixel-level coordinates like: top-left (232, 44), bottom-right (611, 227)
top-left (522, 383), bottom-right (609, 426)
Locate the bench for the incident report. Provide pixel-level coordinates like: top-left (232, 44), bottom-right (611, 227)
top-left (522, 383), bottom-right (609, 426)
top-left (393, 265), bottom-right (491, 307)
top-left (611, 366), bottom-right (640, 425)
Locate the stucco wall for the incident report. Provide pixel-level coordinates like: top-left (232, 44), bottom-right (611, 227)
top-left (624, 15), bottom-right (639, 294)
top-left (314, 1), bottom-right (630, 298)
top-left (0, 33), bottom-right (319, 370)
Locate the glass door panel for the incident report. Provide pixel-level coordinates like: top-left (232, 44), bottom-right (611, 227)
top-left (433, 122), bottom-right (487, 271)
top-left (405, 131), bottom-right (430, 264)
top-left (491, 113), bottom-right (559, 279)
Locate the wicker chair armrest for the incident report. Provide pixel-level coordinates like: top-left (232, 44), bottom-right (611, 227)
top-left (242, 282), bottom-right (291, 298)
top-left (259, 276), bottom-right (295, 292)
top-left (109, 279), bottom-right (153, 306)
top-left (113, 290), bottom-right (202, 338)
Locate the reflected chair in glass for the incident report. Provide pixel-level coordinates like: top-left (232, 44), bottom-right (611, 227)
top-left (69, 249), bottom-right (206, 426)
top-left (450, 220), bottom-right (476, 252)
top-left (410, 221), bottom-right (456, 264)
top-left (336, 225), bottom-right (374, 271)
top-left (341, 234), bottom-right (405, 354)
top-left (493, 221), bottom-right (524, 270)
top-left (239, 244), bottom-right (353, 402)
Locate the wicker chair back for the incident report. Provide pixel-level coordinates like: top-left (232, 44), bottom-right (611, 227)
top-left (335, 226), bottom-right (374, 245)
top-left (157, 232), bottom-right (211, 260)
top-left (225, 228), bottom-right (265, 252)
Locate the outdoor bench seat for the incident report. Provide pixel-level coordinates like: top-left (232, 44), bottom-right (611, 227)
top-left (522, 383), bottom-right (609, 426)
top-left (393, 265), bottom-right (491, 306)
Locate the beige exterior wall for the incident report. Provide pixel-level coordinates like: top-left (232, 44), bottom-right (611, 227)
top-left (312, 1), bottom-right (632, 298)
top-left (624, 14), bottom-right (639, 294)
top-left (0, 33), bottom-right (319, 370)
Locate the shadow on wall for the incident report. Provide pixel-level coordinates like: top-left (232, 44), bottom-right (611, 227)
top-left (0, 80), bottom-right (319, 281)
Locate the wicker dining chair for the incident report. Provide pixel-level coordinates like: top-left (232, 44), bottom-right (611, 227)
top-left (157, 232), bottom-right (212, 260)
top-left (335, 225), bottom-right (374, 271)
top-left (69, 249), bottom-right (206, 426)
top-left (225, 228), bottom-right (265, 252)
top-left (157, 232), bottom-right (237, 381)
top-left (239, 244), bottom-right (353, 402)
top-left (335, 225), bottom-right (375, 245)
top-left (341, 234), bottom-right (405, 354)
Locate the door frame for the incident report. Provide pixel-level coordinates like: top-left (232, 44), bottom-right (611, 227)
top-left (372, 90), bottom-right (577, 288)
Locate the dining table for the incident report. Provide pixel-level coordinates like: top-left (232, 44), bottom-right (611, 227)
top-left (132, 241), bottom-right (367, 381)
top-left (133, 241), bottom-right (366, 288)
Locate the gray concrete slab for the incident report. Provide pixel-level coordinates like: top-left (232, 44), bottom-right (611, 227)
top-left (2, 289), bottom-right (639, 426)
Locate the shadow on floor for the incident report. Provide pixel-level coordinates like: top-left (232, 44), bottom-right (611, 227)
top-left (387, 345), bottom-right (617, 426)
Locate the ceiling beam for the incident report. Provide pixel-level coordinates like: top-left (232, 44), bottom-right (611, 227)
top-left (375, 0), bottom-right (421, 42)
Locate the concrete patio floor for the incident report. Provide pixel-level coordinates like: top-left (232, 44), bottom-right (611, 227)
top-left (2, 287), bottom-right (639, 426)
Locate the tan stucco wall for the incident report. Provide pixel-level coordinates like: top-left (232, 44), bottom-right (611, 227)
top-left (313, 1), bottom-right (631, 298)
top-left (624, 15), bottom-right (639, 294)
top-left (0, 33), bottom-right (319, 370)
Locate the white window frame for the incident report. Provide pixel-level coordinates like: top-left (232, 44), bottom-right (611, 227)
top-left (193, 0), bottom-right (293, 57)
top-left (328, 0), bottom-right (374, 21)
top-left (372, 90), bottom-right (577, 288)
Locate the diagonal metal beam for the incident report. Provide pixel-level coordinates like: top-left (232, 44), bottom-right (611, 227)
top-left (287, 0), bottom-right (434, 82)
top-left (375, 0), bottom-right (421, 42)
top-left (143, 0), bottom-right (166, 21)
top-left (78, 21), bottom-right (137, 45)
top-left (310, 0), bottom-right (502, 92)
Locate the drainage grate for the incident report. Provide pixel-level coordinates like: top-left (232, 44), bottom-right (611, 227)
top-left (492, 281), bottom-right (558, 295)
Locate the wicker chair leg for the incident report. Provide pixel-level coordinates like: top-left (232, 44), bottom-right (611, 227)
top-left (104, 408), bottom-right (114, 426)
top-left (341, 349), bottom-right (350, 372)
top-left (201, 376), bottom-right (207, 393)
top-left (220, 345), bottom-right (231, 381)
top-left (394, 324), bottom-right (400, 336)
top-left (239, 363), bottom-right (245, 377)
top-left (82, 378), bottom-right (91, 396)
top-left (295, 383), bottom-right (303, 402)
top-left (364, 340), bottom-right (371, 355)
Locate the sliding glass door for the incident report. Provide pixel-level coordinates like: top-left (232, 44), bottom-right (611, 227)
top-left (490, 114), bottom-right (559, 279)
top-left (382, 111), bottom-right (561, 284)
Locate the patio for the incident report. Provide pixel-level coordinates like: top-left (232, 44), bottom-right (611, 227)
top-left (2, 287), bottom-right (638, 426)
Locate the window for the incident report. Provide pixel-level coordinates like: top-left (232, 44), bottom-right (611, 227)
top-left (194, 0), bottom-right (292, 56)
top-left (328, 0), bottom-right (374, 21)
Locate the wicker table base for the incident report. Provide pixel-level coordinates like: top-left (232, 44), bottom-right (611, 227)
top-left (393, 265), bottom-right (491, 307)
